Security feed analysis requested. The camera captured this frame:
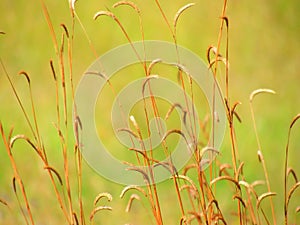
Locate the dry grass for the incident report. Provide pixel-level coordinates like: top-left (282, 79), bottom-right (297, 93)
top-left (0, 0), bottom-right (299, 224)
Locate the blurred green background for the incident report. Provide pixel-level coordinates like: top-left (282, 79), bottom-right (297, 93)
top-left (1, 0), bottom-right (300, 224)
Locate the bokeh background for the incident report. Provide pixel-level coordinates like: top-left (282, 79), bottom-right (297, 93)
top-left (1, 0), bottom-right (300, 224)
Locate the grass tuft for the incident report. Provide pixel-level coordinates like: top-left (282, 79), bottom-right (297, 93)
top-left (1, 1), bottom-right (299, 224)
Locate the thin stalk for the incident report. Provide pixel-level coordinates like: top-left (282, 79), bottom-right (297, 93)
top-left (0, 59), bottom-right (37, 142)
top-left (249, 89), bottom-right (276, 225)
top-left (0, 125), bottom-right (35, 225)
top-left (284, 114), bottom-right (300, 225)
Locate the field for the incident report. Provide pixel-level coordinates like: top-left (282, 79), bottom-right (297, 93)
top-left (0, 0), bottom-right (300, 224)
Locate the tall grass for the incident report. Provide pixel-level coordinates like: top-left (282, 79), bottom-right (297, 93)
top-left (1, 0), bottom-right (299, 224)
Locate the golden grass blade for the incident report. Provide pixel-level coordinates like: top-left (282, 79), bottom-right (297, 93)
top-left (61, 24), bottom-right (69, 38)
top-left (128, 148), bottom-right (148, 160)
top-left (1, 124), bottom-right (37, 224)
top-left (249, 89), bottom-right (276, 103)
top-left (257, 150), bottom-right (263, 163)
top-left (49, 60), bottom-right (61, 125)
top-left (84, 71), bottom-right (110, 83)
top-left (49, 60), bottom-right (57, 81)
top-left (126, 167), bottom-right (150, 184)
top-left (285, 113), bottom-right (300, 224)
top-left (180, 216), bottom-right (187, 225)
top-left (154, 0), bottom-right (173, 38)
top-left (210, 176), bottom-right (240, 189)
top-left (171, 174), bottom-right (197, 190)
top-left (230, 101), bottom-right (242, 123)
top-left (59, 32), bottom-right (68, 126)
top-left (186, 211), bottom-right (202, 224)
top-left (112, 0), bottom-right (147, 70)
top-left (12, 177), bottom-right (30, 225)
top-left (179, 184), bottom-right (198, 199)
top-left (113, 1), bottom-right (140, 13)
top-left (249, 88), bottom-right (277, 224)
top-left (69, 0), bottom-right (77, 12)
top-left (286, 181), bottom-right (300, 208)
top-left (235, 162), bottom-right (245, 180)
top-left (93, 192), bottom-right (113, 206)
top-left (120, 185), bottom-right (147, 198)
top-left (129, 115), bottom-right (139, 132)
top-left (239, 180), bottom-right (259, 199)
top-left (238, 180), bottom-right (250, 189)
top-left (206, 45), bottom-right (218, 64)
top-left (0, 60), bottom-right (37, 140)
top-left (94, 10), bottom-right (143, 66)
top-left (256, 149), bottom-right (276, 224)
top-left (219, 163), bottom-right (231, 176)
top-left (94, 11), bottom-right (116, 20)
top-left (233, 195), bottom-right (246, 208)
top-left (44, 166), bottom-right (63, 186)
top-left (256, 192), bottom-right (277, 210)
top-left (146, 59), bottom-right (162, 76)
top-left (9, 134), bottom-right (41, 159)
top-left (0, 198), bottom-right (9, 208)
top-left (18, 71), bottom-right (30, 84)
top-left (206, 199), bottom-right (219, 211)
top-left (89, 206), bottom-right (112, 222)
top-left (8, 126), bottom-right (14, 141)
top-left (142, 75), bottom-right (159, 96)
top-left (117, 128), bottom-right (140, 140)
top-left (162, 129), bottom-right (187, 142)
top-left (74, 115), bottom-right (82, 147)
top-left (73, 212), bottom-right (79, 225)
top-left (200, 146), bottom-right (219, 158)
top-left (173, 3), bottom-right (195, 34)
top-left (153, 161), bottom-right (176, 174)
top-left (287, 167), bottom-right (298, 183)
top-left (251, 180), bottom-right (265, 187)
top-left (125, 194), bottom-right (140, 212)
top-left (19, 70), bottom-right (43, 148)
top-left (165, 103), bottom-right (186, 120)
top-left (289, 113), bottom-right (300, 129)
top-left (40, 0), bottom-right (58, 54)
top-left (220, 16), bottom-right (229, 28)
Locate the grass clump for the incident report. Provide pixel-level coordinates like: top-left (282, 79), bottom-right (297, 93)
top-left (0, 0), bottom-right (299, 224)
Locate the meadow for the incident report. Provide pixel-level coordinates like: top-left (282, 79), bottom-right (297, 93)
top-left (0, 0), bottom-right (300, 224)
